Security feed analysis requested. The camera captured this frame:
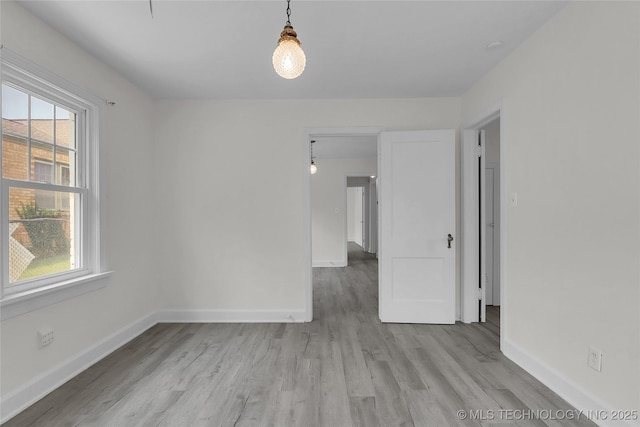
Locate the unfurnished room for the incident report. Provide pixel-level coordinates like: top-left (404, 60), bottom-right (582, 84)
top-left (0, 1), bottom-right (638, 426)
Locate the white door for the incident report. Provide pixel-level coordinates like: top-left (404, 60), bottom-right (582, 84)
top-left (379, 130), bottom-right (456, 324)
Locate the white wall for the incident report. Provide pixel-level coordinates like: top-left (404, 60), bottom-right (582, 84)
top-left (1, 0), bottom-right (159, 402)
top-left (462, 1), bottom-right (639, 415)
top-left (154, 98), bottom-right (460, 310)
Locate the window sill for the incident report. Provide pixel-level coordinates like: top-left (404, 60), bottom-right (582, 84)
top-left (1, 272), bottom-right (113, 321)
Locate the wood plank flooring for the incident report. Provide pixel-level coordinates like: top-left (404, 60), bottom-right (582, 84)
top-left (4, 243), bottom-right (596, 426)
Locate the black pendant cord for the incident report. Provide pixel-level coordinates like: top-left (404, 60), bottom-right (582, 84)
top-left (286, 0), bottom-right (292, 26)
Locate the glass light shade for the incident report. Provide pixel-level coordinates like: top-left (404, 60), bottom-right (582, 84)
top-left (273, 29), bottom-right (306, 79)
top-left (310, 161), bottom-right (317, 174)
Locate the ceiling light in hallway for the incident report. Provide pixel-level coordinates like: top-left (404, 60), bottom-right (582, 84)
top-left (310, 140), bottom-right (317, 174)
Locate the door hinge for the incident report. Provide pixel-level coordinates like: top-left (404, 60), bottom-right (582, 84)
top-left (476, 146), bottom-right (483, 157)
top-left (478, 288), bottom-right (483, 300)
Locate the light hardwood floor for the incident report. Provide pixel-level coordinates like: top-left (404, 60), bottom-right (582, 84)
top-left (4, 243), bottom-right (596, 426)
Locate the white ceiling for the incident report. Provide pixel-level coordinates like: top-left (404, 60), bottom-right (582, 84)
top-left (16, 0), bottom-right (567, 100)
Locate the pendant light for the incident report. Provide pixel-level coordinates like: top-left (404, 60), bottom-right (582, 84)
top-left (273, 0), bottom-right (306, 79)
top-left (310, 140), bottom-right (317, 174)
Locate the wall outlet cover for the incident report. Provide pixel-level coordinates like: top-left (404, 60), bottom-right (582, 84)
top-left (587, 346), bottom-right (602, 372)
top-left (38, 328), bottom-right (55, 347)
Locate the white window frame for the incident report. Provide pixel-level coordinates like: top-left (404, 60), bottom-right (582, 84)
top-left (1, 49), bottom-right (111, 320)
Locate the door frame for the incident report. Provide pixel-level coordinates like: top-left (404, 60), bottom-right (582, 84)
top-left (303, 127), bottom-right (384, 321)
top-left (461, 102), bottom-right (507, 347)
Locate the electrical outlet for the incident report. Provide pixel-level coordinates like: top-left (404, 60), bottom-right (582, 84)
top-left (38, 328), bottom-right (55, 348)
top-left (587, 346), bottom-right (602, 372)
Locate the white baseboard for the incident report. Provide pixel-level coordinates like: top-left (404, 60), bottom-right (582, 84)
top-left (0, 307), bottom-right (309, 423)
top-left (0, 312), bottom-right (158, 424)
top-left (156, 309), bottom-right (307, 323)
top-left (503, 339), bottom-right (639, 427)
top-left (312, 260), bottom-right (347, 267)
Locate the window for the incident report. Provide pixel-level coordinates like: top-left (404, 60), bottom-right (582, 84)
top-left (1, 49), bottom-right (109, 319)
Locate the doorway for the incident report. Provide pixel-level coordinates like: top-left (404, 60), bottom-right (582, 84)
top-left (301, 128), bottom-right (458, 324)
top-left (483, 118), bottom-right (501, 307)
top-left (347, 176), bottom-right (378, 265)
top-left (461, 107), bottom-right (505, 346)
top-left (306, 128), bottom-right (457, 324)
top-left (304, 128), bottom-right (382, 320)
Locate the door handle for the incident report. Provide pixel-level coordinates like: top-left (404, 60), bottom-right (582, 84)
top-left (447, 234), bottom-right (453, 249)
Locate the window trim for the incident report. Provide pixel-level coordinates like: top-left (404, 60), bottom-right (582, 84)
top-left (1, 48), bottom-right (111, 320)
